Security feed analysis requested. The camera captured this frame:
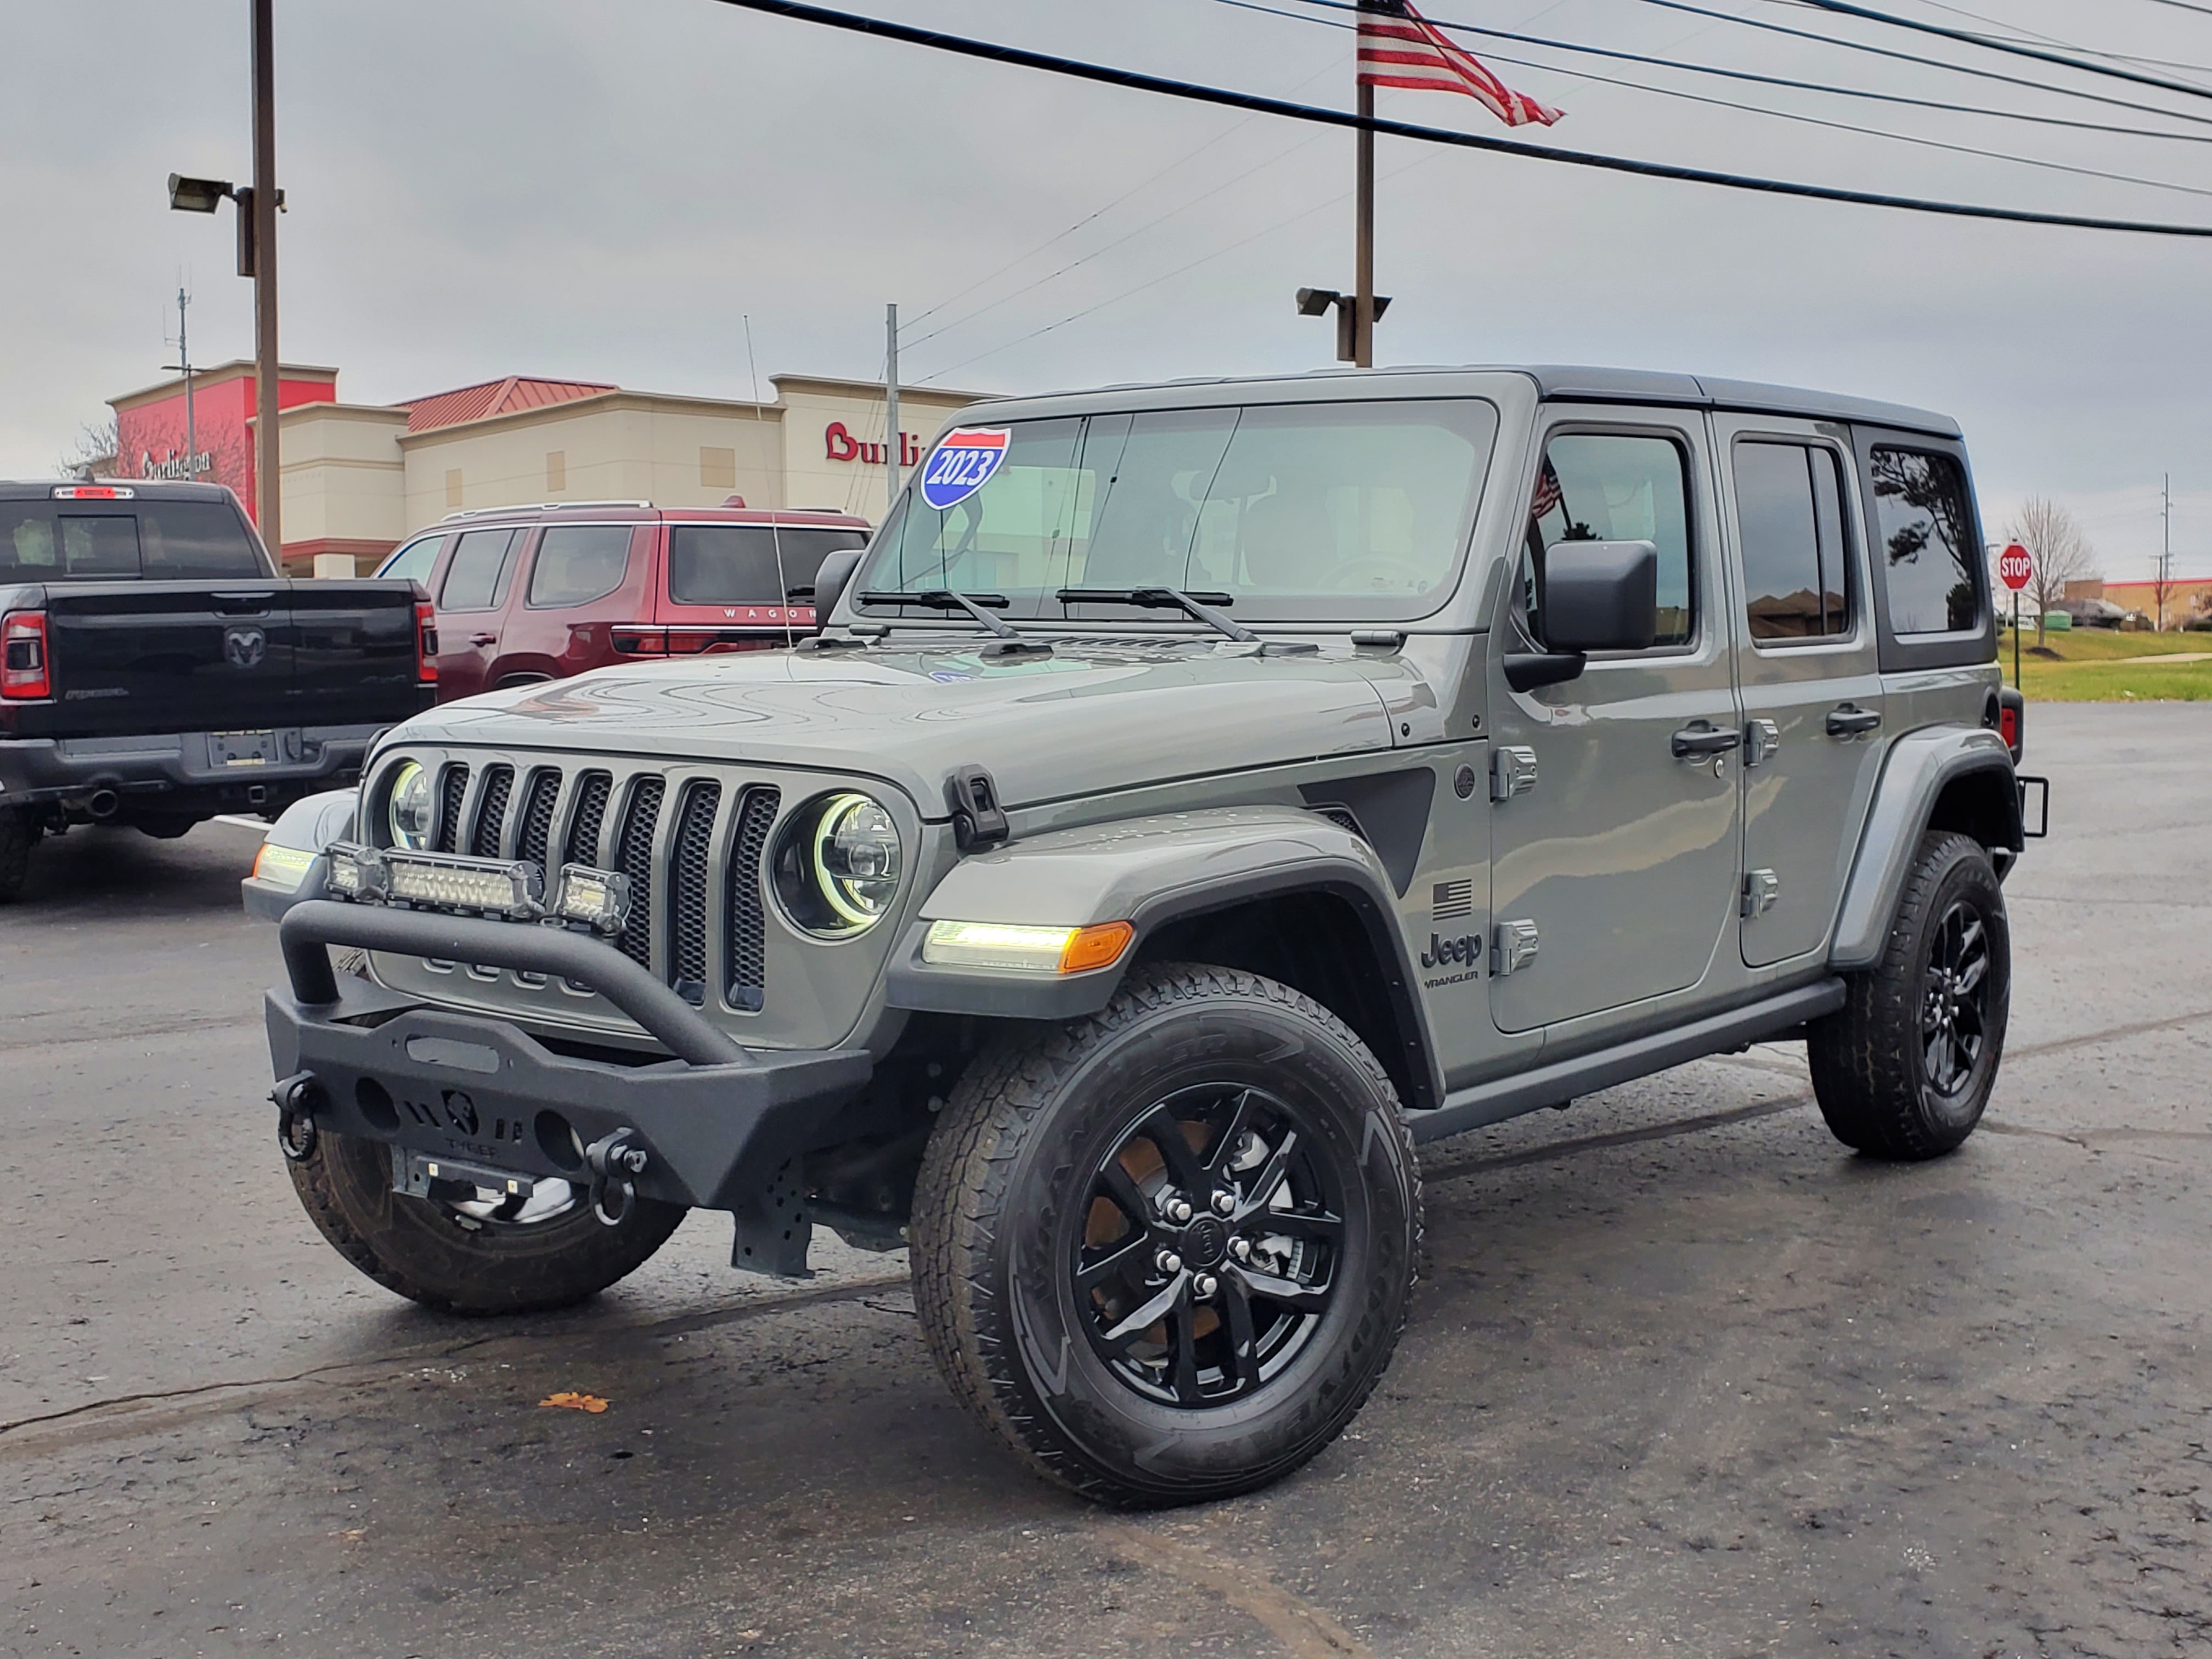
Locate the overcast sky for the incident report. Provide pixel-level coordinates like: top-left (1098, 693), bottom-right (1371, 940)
top-left (5, 0), bottom-right (2209, 578)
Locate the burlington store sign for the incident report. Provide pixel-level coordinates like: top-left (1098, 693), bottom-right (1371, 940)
top-left (823, 422), bottom-right (923, 467)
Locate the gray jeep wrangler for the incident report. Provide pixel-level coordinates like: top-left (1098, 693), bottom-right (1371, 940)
top-left (247, 366), bottom-right (2043, 1506)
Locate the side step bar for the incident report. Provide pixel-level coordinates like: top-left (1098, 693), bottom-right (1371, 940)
top-left (1406, 979), bottom-right (1846, 1146)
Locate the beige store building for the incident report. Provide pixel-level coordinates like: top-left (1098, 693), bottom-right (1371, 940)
top-left (110, 366), bottom-right (987, 574)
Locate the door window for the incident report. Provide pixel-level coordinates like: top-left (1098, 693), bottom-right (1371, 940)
top-left (378, 534), bottom-right (442, 588)
top-left (1521, 432), bottom-right (1694, 648)
top-left (1869, 448), bottom-right (1979, 634)
top-left (1734, 441), bottom-right (1851, 642)
top-left (528, 526), bottom-right (634, 607)
top-left (439, 528), bottom-right (521, 611)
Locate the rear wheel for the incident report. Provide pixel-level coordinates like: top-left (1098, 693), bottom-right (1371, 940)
top-left (1810, 831), bottom-right (2010, 1160)
top-left (286, 1127), bottom-right (685, 1316)
top-left (0, 808), bottom-right (37, 904)
top-left (911, 963), bottom-right (1420, 1506)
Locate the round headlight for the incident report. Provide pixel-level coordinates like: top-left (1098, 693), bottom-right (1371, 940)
top-left (387, 761), bottom-right (435, 850)
top-left (775, 791), bottom-right (902, 936)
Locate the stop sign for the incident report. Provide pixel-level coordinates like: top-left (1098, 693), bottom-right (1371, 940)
top-left (1998, 543), bottom-right (2034, 591)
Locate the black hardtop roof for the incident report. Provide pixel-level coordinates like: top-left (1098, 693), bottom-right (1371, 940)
top-left (0, 479), bottom-right (245, 503)
top-left (965, 365), bottom-right (1962, 440)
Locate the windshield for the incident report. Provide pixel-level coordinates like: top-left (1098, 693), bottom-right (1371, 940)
top-left (667, 526), bottom-right (867, 606)
top-left (0, 500), bottom-right (267, 581)
top-left (855, 399), bottom-right (1497, 624)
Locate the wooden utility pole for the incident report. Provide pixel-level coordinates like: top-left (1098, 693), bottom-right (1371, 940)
top-left (250, 0), bottom-right (281, 554)
top-left (885, 303), bottom-right (902, 513)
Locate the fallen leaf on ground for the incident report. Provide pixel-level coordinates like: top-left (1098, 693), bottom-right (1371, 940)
top-left (539, 1391), bottom-right (610, 1413)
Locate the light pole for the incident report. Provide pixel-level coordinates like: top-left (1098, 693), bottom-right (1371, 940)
top-left (163, 0), bottom-right (281, 554)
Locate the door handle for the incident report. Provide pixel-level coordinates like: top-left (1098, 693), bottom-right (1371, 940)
top-left (1671, 720), bottom-right (1743, 759)
top-left (469, 632), bottom-right (499, 647)
top-left (1825, 704), bottom-right (1881, 737)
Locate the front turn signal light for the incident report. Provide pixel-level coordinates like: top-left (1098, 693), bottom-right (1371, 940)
top-left (922, 918), bottom-right (1134, 974)
top-left (251, 842), bottom-right (318, 892)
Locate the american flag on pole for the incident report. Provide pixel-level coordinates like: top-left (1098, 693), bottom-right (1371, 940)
top-left (1530, 456), bottom-right (1565, 522)
top-left (1357, 1), bottom-right (1564, 127)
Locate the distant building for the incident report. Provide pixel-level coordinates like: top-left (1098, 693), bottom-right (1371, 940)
top-left (2064, 575), bottom-right (2212, 627)
top-left (107, 364), bottom-right (986, 575)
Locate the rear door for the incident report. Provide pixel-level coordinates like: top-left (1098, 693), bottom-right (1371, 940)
top-left (1485, 409), bottom-right (1744, 1034)
top-left (500, 522), bottom-right (650, 681)
top-left (432, 526), bottom-right (526, 698)
top-left (1713, 415), bottom-right (1884, 966)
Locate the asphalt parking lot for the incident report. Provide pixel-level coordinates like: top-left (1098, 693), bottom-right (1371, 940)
top-left (3, 702), bottom-right (2207, 1659)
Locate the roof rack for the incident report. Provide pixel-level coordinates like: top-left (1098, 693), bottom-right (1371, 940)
top-left (441, 500), bottom-right (653, 522)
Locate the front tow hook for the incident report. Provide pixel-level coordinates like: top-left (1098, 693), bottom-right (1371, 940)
top-left (271, 1071), bottom-right (324, 1162)
top-left (583, 1128), bottom-right (650, 1228)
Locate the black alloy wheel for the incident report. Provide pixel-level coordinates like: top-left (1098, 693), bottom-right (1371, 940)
top-left (1920, 898), bottom-right (1993, 1096)
top-left (1810, 830), bottom-right (2011, 1160)
top-left (1075, 1084), bottom-right (1343, 1409)
top-left (911, 962), bottom-right (1421, 1508)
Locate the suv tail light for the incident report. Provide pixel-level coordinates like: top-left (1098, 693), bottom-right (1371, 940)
top-left (415, 600), bottom-right (438, 683)
top-left (2, 610), bottom-right (50, 700)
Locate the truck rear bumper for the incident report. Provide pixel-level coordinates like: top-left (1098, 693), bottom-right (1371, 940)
top-left (264, 901), bottom-right (876, 1248)
top-left (0, 724), bottom-right (384, 810)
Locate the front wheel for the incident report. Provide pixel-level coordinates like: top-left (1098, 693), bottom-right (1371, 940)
top-left (1810, 830), bottom-right (2011, 1160)
top-left (287, 1127), bottom-right (686, 1316)
top-left (911, 963), bottom-right (1421, 1507)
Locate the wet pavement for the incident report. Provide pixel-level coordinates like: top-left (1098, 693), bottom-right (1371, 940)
top-left (3, 703), bottom-right (2207, 1658)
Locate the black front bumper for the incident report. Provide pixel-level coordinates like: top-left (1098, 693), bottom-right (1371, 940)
top-left (267, 901), bottom-right (876, 1235)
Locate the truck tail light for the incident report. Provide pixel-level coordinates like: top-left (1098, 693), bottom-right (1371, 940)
top-left (415, 600), bottom-right (438, 682)
top-left (2, 610), bottom-right (50, 700)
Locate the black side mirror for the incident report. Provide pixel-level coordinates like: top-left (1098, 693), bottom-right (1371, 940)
top-left (810, 546), bottom-right (865, 625)
top-left (1504, 539), bottom-right (1658, 691)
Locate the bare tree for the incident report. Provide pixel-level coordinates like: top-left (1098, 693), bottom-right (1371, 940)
top-left (2001, 498), bottom-right (2099, 644)
top-left (2149, 556), bottom-right (2177, 631)
top-left (55, 415), bottom-right (119, 481)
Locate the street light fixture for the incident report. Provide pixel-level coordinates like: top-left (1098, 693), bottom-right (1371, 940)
top-left (166, 173), bottom-right (233, 215)
top-left (1296, 286), bottom-right (1390, 364)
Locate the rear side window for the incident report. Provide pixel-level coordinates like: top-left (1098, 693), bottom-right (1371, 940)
top-left (439, 528), bottom-right (521, 611)
top-left (1870, 448), bottom-right (1979, 635)
top-left (528, 526), bottom-right (634, 607)
top-left (667, 526), bottom-right (866, 605)
top-left (1524, 432), bottom-right (1694, 648)
top-left (1734, 441), bottom-right (1851, 641)
top-left (0, 501), bottom-right (264, 580)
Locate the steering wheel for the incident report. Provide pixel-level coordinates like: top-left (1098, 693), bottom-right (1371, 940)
top-left (1315, 555), bottom-right (1430, 593)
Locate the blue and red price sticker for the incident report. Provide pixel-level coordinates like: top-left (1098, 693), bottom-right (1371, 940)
top-left (918, 427), bottom-right (1012, 511)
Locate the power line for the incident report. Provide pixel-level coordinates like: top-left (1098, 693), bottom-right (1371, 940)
top-left (1850, 0), bottom-right (2212, 76)
top-left (1758, 0), bottom-right (2212, 103)
top-left (1220, 0), bottom-right (2212, 199)
top-left (707, 0), bottom-right (2212, 238)
top-left (1624, 0), bottom-right (2212, 129)
top-left (1226, 0), bottom-right (2212, 145)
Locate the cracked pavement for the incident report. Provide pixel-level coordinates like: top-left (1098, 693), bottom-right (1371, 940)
top-left (2, 703), bottom-right (2205, 1657)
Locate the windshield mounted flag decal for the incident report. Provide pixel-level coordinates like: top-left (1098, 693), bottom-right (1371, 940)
top-left (1356, 0), bottom-right (1564, 127)
top-left (919, 427), bottom-right (1012, 511)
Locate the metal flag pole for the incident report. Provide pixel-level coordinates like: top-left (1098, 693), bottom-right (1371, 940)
top-left (1353, 4), bottom-right (1378, 368)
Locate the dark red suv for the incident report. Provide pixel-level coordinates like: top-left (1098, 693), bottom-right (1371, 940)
top-left (374, 501), bottom-right (872, 702)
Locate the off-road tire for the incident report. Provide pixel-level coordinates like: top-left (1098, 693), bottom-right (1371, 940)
top-left (911, 962), bottom-right (1421, 1507)
top-left (286, 1127), bottom-right (685, 1316)
top-left (1809, 830), bottom-right (2010, 1160)
top-left (0, 808), bottom-right (37, 904)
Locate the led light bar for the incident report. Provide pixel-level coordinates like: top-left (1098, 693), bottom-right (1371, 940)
top-left (552, 864), bottom-right (632, 935)
top-left (922, 918), bottom-right (1134, 974)
top-left (324, 842), bottom-right (543, 919)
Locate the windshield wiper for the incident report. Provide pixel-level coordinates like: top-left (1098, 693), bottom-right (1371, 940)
top-left (858, 589), bottom-right (1020, 638)
top-left (1057, 586), bottom-right (1259, 644)
top-left (856, 589), bottom-right (1051, 656)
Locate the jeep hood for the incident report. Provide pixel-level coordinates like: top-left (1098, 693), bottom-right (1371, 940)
top-left (392, 641), bottom-right (1423, 814)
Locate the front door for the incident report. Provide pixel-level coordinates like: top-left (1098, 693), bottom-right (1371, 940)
top-left (1713, 415), bottom-right (1886, 967)
top-left (1486, 409), bottom-right (1743, 1035)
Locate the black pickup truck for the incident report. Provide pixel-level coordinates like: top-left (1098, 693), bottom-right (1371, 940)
top-left (1, 480), bottom-right (435, 902)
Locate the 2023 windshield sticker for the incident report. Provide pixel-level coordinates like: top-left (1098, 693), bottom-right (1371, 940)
top-left (918, 427), bottom-right (1012, 511)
